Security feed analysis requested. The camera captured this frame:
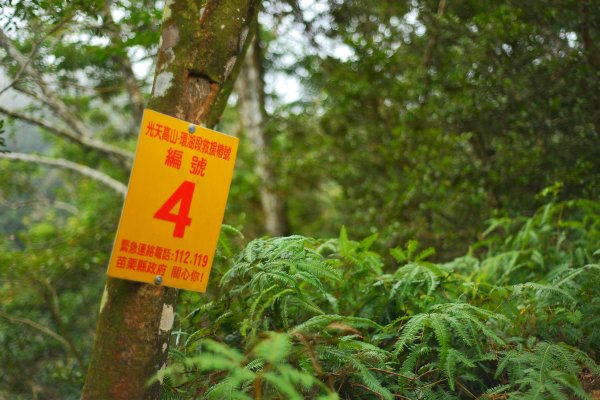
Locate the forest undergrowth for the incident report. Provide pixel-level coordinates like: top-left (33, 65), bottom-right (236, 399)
top-left (159, 199), bottom-right (600, 399)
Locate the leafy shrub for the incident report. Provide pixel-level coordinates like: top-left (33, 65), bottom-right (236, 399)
top-left (162, 200), bottom-right (600, 399)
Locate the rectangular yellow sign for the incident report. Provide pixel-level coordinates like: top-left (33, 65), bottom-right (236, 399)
top-left (107, 109), bottom-right (238, 292)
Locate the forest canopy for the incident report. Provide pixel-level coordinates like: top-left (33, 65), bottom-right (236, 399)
top-left (0, 0), bottom-right (598, 399)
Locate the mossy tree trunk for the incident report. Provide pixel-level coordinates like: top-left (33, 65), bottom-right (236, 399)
top-left (81, 1), bottom-right (260, 399)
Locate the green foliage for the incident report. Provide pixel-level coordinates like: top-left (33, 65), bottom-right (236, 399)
top-left (157, 332), bottom-right (336, 400)
top-left (496, 340), bottom-right (600, 399)
top-left (2, 0), bottom-right (599, 398)
top-left (0, 160), bottom-right (121, 399)
top-left (393, 302), bottom-right (506, 389)
top-left (166, 200), bottom-right (600, 399)
top-left (267, 0), bottom-right (600, 257)
top-left (219, 236), bottom-right (341, 335)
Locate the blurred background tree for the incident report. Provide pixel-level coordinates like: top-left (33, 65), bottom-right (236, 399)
top-left (264, 0), bottom-right (600, 257)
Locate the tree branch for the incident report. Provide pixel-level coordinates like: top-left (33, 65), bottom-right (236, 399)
top-left (0, 309), bottom-right (72, 350)
top-left (421, 0), bottom-right (447, 68)
top-left (0, 14), bottom-right (73, 97)
top-left (0, 28), bottom-right (89, 136)
top-left (0, 152), bottom-right (127, 196)
top-left (0, 105), bottom-right (134, 165)
top-left (31, 277), bottom-right (85, 370)
top-left (0, 27), bottom-right (133, 168)
top-left (102, 1), bottom-right (146, 125)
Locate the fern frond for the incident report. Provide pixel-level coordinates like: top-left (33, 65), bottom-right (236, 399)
top-left (394, 314), bottom-right (427, 354)
top-left (511, 282), bottom-right (574, 302)
top-left (318, 343), bottom-right (393, 400)
top-left (253, 332), bottom-right (292, 363)
top-left (444, 349), bottom-right (476, 390)
top-left (159, 375), bottom-right (186, 400)
top-left (291, 314), bottom-right (382, 334)
top-left (391, 261), bottom-right (447, 298)
top-left (295, 259), bottom-right (341, 281)
top-left (496, 341), bottom-right (598, 399)
top-left (204, 375), bottom-right (254, 400)
top-left (554, 263), bottom-right (600, 287)
top-left (262, 371), bottom-right (304, 400)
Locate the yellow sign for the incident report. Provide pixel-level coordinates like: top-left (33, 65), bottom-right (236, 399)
top-left (107, 109), bottom-right (238, 292)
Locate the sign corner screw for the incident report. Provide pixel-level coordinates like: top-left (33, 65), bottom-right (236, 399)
top-left (154, 275), bottom-right (163, 286)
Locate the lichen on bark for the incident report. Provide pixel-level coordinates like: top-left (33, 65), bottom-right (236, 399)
top-left (148, 0), bottom-right (260, 128)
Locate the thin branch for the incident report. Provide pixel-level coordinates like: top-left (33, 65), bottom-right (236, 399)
top-left (368, 367), bottom-right (415, 381)
top-left (422, 378), bottom-right (447, 388)
top-left (421, 0), bottom-right (447, 68)
top-left (11, 84), bottom-right (48, 104)
top-left (291, 331), bottom-right (323, 375)
top-left (45, 80), bottom-right (125, 93)
top-left (0, 14), bottom-right (74, 97)
top-left (25, 277), bottom-right (85, 370)
top-left (0, 27), bottom-right (90, 136)
top-left (102, 1), bottom-right (145, 125)
top-left (0, 105), bottom-right (134, 164)
top-left (350, 383), bottom-right (384, 399)
top-left (0, 27), bottom-right (133, 168)
top-left (455, 378), bottom-right (477, 399)
top-left (0, 309), bottom-right (71, 349)
top-left (0, 152), bottom-right (127, 196)
top-left (0, 195), bottom-right (78, 215)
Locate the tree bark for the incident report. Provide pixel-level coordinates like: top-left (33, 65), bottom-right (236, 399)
top-left (81, 1), bottom-right (260, 399)
top-left (235, 29), bottom-right (288, 236)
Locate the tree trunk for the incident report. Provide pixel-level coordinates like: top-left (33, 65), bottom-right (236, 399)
top-left (235, 29), bottom-right (288, 236)
top-left (81, 1), bottom-right (260, 399)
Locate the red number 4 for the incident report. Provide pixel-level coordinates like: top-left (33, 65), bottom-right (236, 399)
top-left (154, 181), bottom-right (195, 238)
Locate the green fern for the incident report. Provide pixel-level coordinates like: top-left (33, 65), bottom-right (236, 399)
top-left (159, 375), bottom-right (186, 400)
top-left (390, 261), bottom-right (448, 298)
top-left (390, 240), bottom-right (436, 264)
top-left (335, 226), bottom-right (384, 275)
top-left (393, 303), bottom-right (507, 389)
top-left (168, 199), bottom-right (600, 399)
top-left (497, 340), bottom-right (600, 399)
top-left (161, 332), bottom-right (335, 399)
top-left (291, 314), bottom-right (382, 334)
top-left (219, 236), bottom-right (341, 337)
top-left (316, 343), bottom-right (393, 400)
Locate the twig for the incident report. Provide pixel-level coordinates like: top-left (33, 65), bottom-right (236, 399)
top-left (421, 0), bottom-right (447, 68)
top-left (0, 152), bottom-right (127, 196)
top-left (455, 378), bottom-right (477, 399)
top-left (422, 377), bottom-right (447, 388)
top-left (0, 14), bottom-right (73, 97)
top-left (0, 309), bottom-right (71, 349)
top-left (0, 105), bottom-right (134, 164)
top-left (292, 331), bottom-right (323, 375)
top-left (32, 277), bottom-right (85, 370)
top-left (0, 26), bottom-right (133, 169)
top-left (102, 0), bottom-right (145, 125)
top-left (417, 368), bottom-right (439, 380)
top-left (351, 382), bottom-right (384, 399)
top-left (369, 367), bottom-right (416, 381)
